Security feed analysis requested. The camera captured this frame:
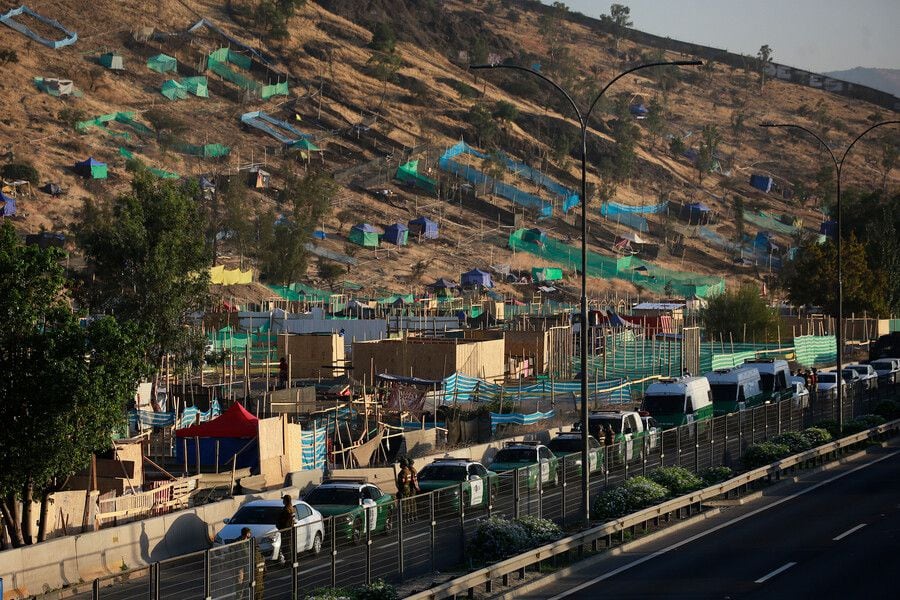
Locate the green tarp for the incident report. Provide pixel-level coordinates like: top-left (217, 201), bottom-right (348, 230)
top-left (172, 141), bottom-right (231, 158)
top-left (532, 267), bottom-right (563, 282)
top-left (395, 160), bottom-right (437, 193)
top-left (76, 112), bottom-right (152, 137)
top-left (206, 47), bottom-right (288, 99)
top-left (182, 76), bottom-right (209, 97)
top-left (161, 79), bottom-right (188, 100)
top-left (147, 53), bottom-right (177, 74)
top-left (349, 224), bottom-right (379, 248)
top-left (99, 52), bottom-right (123, 70)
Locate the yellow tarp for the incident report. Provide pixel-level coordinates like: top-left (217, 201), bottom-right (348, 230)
top-left (210, 265), bottom-right (253, 285)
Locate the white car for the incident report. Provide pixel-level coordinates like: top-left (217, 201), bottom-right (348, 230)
top-left (816, 371), bottom-right (846, 393)
top-left (214, 499), bottom-right (324, 560)
top-left (870, 358), bottom-right (900, 384)
top-left (788, 376), bottom-right (809, 409)
top-left (845, 364), bottom-right (878, 391)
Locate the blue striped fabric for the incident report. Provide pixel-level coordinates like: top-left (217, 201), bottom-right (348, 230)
top-left (441, 372), bottom-right (631, 404)
top-left (490, 410), bottom-right (556, 431)
top-left (301, 426), bottom-right (327, 470)
top-left (129, 410), bottom-right (176, 427)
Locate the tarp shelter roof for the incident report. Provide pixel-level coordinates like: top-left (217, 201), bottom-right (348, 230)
top-left (408, 216), bottom-right (438, 239)
top-left (630, 104), bottom-right (649, 116)
top-left (0, 192), bottom-right (15, 216)
top-left (41, 182), bottom-right (62, 195)
top-left (161, 79), bottom-right (187, 100)
top-left (176, 402), bottom-right (258, 438)
top-left (428, 278), bottom-right (458, 289)
top-left (633, 302), bottom-right (685, 310)
top-left (352, 223), bottom-right (378, 233)
top-left (99, 52), bottom-right (123, 70)
top-left (686, 202), bottom-right (710, 212)
top-left (147, 53), bottom-right (177, 73)
top-left (617, 232), bottom-right (647, 244)
top-left (462, 268), bottom-right (493, 287)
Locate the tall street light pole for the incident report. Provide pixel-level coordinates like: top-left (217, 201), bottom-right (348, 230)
top-left (472, 59), bottom-right (701, 522)
top-left (760, 120), bottom-right (899, 431)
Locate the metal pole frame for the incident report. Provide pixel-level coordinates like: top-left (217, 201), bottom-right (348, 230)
top-left (472, 59), bottom-right (701, 522)
top-left (759, 120), bottom-right (900, 433)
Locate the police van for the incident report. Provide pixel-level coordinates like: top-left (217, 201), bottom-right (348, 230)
top-left (705, 366), bottom-right (763, 415)
top-left (743, 358), bottom-right (791, 400)
top-left (641, 376), bottom-right (714, 429)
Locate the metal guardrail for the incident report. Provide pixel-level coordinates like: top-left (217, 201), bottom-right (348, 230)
top-left (408, 417), bottom-right (900, 600)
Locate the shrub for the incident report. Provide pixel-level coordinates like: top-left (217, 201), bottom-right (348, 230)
top-left (742, 442), bottom-right (790, 469)
top-left (700, 466), bottom-right (733, 486)
top-left (843, 414), bottom-right (886, 435)
top-left (873, 400), bottom-right (899, 421)
top-left (815, 420), bottom-right (841, 439)
top-left (468, 516), bottom-right (531, 562)
top-left (303, 589), bottom-right (352, 600)
top-left (1, 162), bottom-right (40, 185)
top-left (355, 580), bottom-right (398, 600)
top-left (517, 515), bottom-right (563, 545)
top-left (592, 486), bottom-right (629, 520)
top-left (622, 476), bottom-right (670, 510)
top-left (649, 466), bottom-right (703, 496)
top-left (800, 427), bottom-right (832, 447)
top-left (771, 432), bottom-right (812, 454)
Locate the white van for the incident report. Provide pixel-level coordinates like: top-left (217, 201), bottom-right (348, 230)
top-left (642, 376), bottom-right (713, 429)
top-left (743, 359), bottom-right (791, 399)
top-left (870, 358), bottom-right (900, 385)
top-left (705, 366), bottom-right (763, 415)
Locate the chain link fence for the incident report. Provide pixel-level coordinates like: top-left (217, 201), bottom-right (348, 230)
top-left (36, 380), bottom-right (897, 599)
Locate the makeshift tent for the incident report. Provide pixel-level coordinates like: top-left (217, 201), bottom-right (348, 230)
top-left (383, 223), bottom-right (408, 246)
top-left (0, 192), bottom-right (15, 217)
top-left (427, 278), bottom-right (458, 296)
top-left (99, 52), bottom-right (124, 70)
top-left (349, 223), bottom-right (379, 248)
top-left (160, 79), bottom-right (188, 100)
top-left (74, 157), bottom-right (107, 179)
top-left (175, 403), bottom-right (259, 470)
top-left (684, 202), bottom-right (711, 225)
top-left (246, 166), bottom-right (270, 189)
top-left (181, 76), bottom-right (209, 97)
top-left (0, 5), bottom-right (77, 48)
top-left (25, 232), bottom-right (65, 248)
top-left (395, 160), bottom-right (437, 193)
top-left (522, 228), bottom-right (548, 245)
top-left (630, 104), bottom-right (649, 118)
top-left (408, 216), bottom-right (438, 239)
top-left (461, 268), bottom-right (493, 288)
top-left (749, 174), bottom-right (773, 193)
top-left (41, 182), bottom-right (62, 196)
top-left (147, 53), bottom-right (177, 74)
top-left (34, 77), bottom-right (75, 97)
top-left (532, 267), bottom-right (563, 282)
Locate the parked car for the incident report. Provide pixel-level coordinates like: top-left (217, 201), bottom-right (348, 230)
top-left (577, 410), bottom-right (658, 460)
top-left (816, 371), bottom-right (847, 393)
top-left (845, 364), bottom-right (878, 391)
top-left (547, 432), bottom-right (604, 474)
top-left (213, 499), bottom-right (324, 560)
top-left (870, 358), bottom-right (900, 384)
top-left (705, 366), bottom-right (764, 415)
top-left (416, 458), bottom-right (498, 510)
top-left (304, 480), bottom-right (394, 543)
top-left (788, 376), bottom-right (810, 409)
top-left (489, 441), bottom-right (559, 489)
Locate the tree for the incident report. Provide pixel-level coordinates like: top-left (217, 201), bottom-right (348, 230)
top-left (600, 3), bottom-right (632, 50)
top-left (701, 285), bottom-right (780, 342)
top-left (878, 135), bottom-right (899, 194)
top-left (669, 134), bottom-right (685, 157)
top-left (0, 222), bottom-right (145, 546)
top-left (144, 108), bottom-right (188, 144)
top-left (757, 44), bottom-right (773, 91)
top-left (220, 177), bottom-right (256, 262)
top-left (77, 171), bottom-right (211, 369)
top-left (259, 172), bottom-right (338, 284)
top-left (493, 100), bottom-right (519, 123)
top-left (466, 103), bottom-right (499, 149)
top-left (336, 208), bottom-right (355, 234)
top-left (369, 22), bottom-right (397, 54)
top-left (697, 124), bottom-right (721, 185)
top-left (603, 96), bottom-right (640, 182)
top-left (1, 161), bottom-right (39, 185)
top-left (814, 163), bottom-right (836, 212)
top-left (317, 259), bottom-right (344, 288)
top-left (255, 0), bottom-right (305, 39)
top-left (780, 234), bottom-right (889, 316)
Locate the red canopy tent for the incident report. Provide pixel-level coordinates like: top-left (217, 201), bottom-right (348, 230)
top-left (175, 403), bottom-right (259, 469)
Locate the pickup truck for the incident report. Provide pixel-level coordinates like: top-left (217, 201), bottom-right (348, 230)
top-left (576, 410), bottom-right (660, 461)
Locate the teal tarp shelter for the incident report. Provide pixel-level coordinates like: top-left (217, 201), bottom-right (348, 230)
top-left (409, 216), bottom-right (438, 239)
top-left (522, 228), bottom-right (548, 244)
top-left (395, 160), bottom-right (437, 194)
top-left (99, 52), bottom-right (123, 70)
top-left (147, 53), bottom-right (177, 74)
top-left (383, 223), bottom-right (408, 246)
top-left (74, 157), bottom-right (107, 179)
top-left (349, 223), bottom-right (379, 248)
top-left (532, 267), bottom-right (563, 282)
top-left (182, 76), bottom-right (209, 97)
top-left (161, 79), bottom-right (188, 100)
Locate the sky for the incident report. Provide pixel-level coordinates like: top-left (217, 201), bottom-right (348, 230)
top-left (558, 0), bottom-right (900, 74)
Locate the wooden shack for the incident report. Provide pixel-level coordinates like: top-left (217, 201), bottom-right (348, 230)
top-left (352, 336), bottom-right (505, 382)
top-left (277, 332), bottom-right (345, 378)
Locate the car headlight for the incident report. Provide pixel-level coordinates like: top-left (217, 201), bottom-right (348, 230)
top-left (344, 515), bottom-right (354, 524)
top-left (262, 532), bottom-right (280, 545)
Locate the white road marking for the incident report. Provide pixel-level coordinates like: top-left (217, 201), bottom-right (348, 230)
top-left (754, 561), bottom-right (796, 584)
top-left (547, 449), bottom-right (898, 600)
top-left (833, 523), bottom-right (867, 541)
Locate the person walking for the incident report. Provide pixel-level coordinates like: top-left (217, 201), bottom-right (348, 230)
top-left (396, 458), bottom-right (413, 498)
top-left (275, 495), bottom-right (295, 564)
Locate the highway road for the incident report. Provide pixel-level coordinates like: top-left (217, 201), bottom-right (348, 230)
top-left (532, 444), bottom-right (900, 600)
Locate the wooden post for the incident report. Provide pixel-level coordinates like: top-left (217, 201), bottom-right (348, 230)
top-left (195, 437), bottom-right (201, 475)
top-left (215, 440), bottom-right (220, 474)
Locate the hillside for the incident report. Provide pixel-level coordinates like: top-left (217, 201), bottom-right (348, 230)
top-left (823, 67), bottom-right (900, 100)
top-left (0, 0), bottom-right (897, 306)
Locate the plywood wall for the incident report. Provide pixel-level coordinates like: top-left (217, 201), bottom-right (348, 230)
top-left (277, 333), bottom-right (346, 378)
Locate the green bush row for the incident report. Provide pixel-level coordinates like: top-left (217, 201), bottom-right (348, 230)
top-left (742, 425), bottom-right (848, 468)
top-left (468, 515), bottom-right (563, 563)
top-left (304, 579), bottom-right (397, 600)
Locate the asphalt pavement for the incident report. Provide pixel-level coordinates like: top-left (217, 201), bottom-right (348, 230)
top-left (530, 443), bottom-right (900, 600)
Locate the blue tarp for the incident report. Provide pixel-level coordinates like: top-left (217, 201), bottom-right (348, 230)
top-left (630, 104), bottom-right (649, 117)
top-left (461, 268), bottom-right (493, 288)
top-left (601, 200), bottom-right (669, 215)
top-left (750, 174), bottom-right (773, 193)
top-left (383, 223), bottom-right (408, 245)
top-left (0, 192), bottom-right (16, 217)
top-left (128, 410), bottom-right (175, 427)
top-left (301, 426), bottom-right (326, 470)
top-left (409, 216), bottom-right (438, 239)
top-left (490, 410), bottom-right (556, 431)
top-left (240, 110), bottom-right (311, 146)
top-left (441, 372), bottom-right (631, 405)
